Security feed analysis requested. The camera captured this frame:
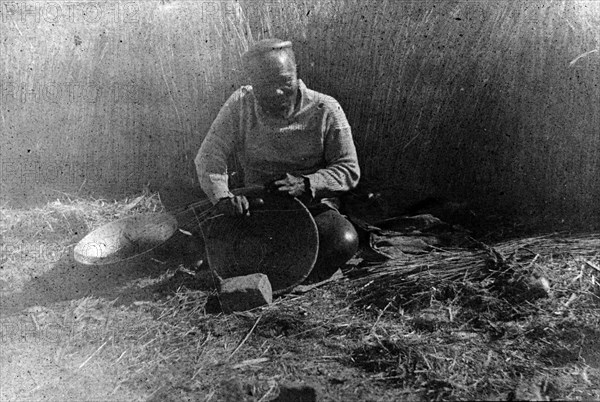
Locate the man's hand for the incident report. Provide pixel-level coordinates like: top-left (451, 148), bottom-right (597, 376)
top-left (216, 195), bottom-right (250, 217)
top-left (270, 173), bottom-right (309, 197)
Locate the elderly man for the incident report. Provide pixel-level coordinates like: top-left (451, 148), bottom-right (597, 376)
top-left (195, 38), bottom-right (360, 282)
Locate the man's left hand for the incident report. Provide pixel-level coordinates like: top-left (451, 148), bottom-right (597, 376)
top-left (271, 173), bottom-right (308, 197)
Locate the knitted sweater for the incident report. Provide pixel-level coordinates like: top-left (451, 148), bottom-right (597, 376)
top-left (195, 80), bottom-right (360, 205)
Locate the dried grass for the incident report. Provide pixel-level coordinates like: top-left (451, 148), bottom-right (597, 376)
top-left (349, 234), bottom-right (600, 310)
top-left (2, 193), bottom-right (600, 400)
top-left (344, 232), bottom-right (600, 400)
top-left (0, 190), bottom-right (164, 290)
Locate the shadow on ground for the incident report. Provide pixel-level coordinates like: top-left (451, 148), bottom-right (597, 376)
top-left (0, 232), bottom-right (216, 315)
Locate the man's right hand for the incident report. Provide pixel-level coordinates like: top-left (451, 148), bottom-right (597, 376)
top-left (216, 195), bottom-right (250, 217)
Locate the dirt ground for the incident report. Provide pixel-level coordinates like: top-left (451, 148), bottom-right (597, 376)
top-left (1, 194), bottom-right (600, 401)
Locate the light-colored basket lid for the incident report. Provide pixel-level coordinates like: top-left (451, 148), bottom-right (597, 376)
top-left (73, 213), bottom-right (178, 265)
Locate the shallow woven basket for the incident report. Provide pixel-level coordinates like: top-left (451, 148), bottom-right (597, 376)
top-left (73, 213), bottom-right (178, 265)
top-left (200, 192), bottom-right (319, 295)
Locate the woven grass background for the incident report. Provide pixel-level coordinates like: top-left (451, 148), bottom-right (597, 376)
top-left (1, 0), bottom-right (598, 224)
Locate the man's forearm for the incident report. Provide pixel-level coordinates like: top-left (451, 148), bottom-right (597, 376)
top-left (198, 171), bottom-right (235, 205)
top-left (195, 136), bottom-right (236, 205)
top-left (305, 159), bottom-right (360, 199)
top-left (195, 89), bottom-right (241, 204)
top-left (305, 124), bottom-right (360, 198)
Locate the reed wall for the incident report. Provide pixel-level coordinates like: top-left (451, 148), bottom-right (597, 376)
top-left (1, 0), bottom-right (598, 223)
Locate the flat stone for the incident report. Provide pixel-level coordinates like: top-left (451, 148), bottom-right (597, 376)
top-left (219, 273), bottom-right (272, 313)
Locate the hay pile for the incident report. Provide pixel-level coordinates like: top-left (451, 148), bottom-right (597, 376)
top-left (349, 233), bottom-right (600, 310)
top-left (341, 232), bottom-right (600, 399)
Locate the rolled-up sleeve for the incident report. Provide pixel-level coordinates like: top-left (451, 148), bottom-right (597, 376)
top-left (305, 101), bottom-right (360, 199)
top-left (195, 92), bottom-right (240, 204)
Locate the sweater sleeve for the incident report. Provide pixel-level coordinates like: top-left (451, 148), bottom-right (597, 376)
top-left (304, 100), bottom-right (360, 199)
top-left (195, 91), bottom-right (241, 204)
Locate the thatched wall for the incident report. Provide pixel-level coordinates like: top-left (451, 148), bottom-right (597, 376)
top-left (241, 0), bottom-right (599, 218)
top-left (1, 0), bottom-right (599, 223)
top-left (1, 0), bottom-right (248, 204)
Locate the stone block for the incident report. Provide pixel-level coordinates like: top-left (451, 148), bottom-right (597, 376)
top-left (219, 273), bottom-right (272, 313)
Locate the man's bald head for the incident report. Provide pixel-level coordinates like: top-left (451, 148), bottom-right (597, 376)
top-left (242, 39), bottom-right (296, 75)
top-left (242, 39), bottom-right (299, 118)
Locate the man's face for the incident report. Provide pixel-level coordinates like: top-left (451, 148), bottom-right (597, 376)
top-left (249, 51), bottom-right (298, 119)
